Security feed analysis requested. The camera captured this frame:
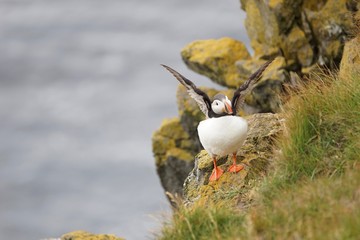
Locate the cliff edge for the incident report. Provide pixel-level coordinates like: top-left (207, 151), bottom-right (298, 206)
top-left (154, 1), bottom-right (360, 239)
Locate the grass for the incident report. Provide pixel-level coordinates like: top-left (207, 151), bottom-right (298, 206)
top-left (248, 72), bottom-right (360, 239)
top-left (157, 70), bottom-right (360, 240)
top-left (250, 169), bottom-right (360, 239)
top-left (159, 201), bottom-right (247, 240)
top-left (261, 72), bottom-right (360, 199)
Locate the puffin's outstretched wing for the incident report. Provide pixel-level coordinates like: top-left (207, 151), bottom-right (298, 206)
top-left (161, 64), bottom-right (212, 118)
top-left (231, 59), bottom-right (274, 115)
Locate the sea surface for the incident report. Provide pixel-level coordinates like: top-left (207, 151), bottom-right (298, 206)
top-left (0, 1), bottom-right (248, 239)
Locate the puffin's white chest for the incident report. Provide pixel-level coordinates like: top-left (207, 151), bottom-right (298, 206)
top-left (197, 116), bottom-right (248, 157)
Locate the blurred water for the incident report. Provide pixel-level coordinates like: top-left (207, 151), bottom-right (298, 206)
top-left (0, 1), bottom-right (248, 239)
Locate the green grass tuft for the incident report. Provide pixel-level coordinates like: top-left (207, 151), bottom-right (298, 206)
top-left (250, 169), bottom-right (360, 239)
top-left (159, 202), bottom-right (247, 240)
top-left (260, 73), bottom-right (360, 200)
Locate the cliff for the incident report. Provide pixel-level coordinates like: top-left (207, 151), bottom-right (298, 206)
top-left (153, 0), bottom-right (357, 204)
top-left (154, 1), bottom-right (359, 239)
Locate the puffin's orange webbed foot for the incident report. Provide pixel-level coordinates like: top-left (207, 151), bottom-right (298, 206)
top-left (228, 153), bottom-right (244, 173)
top-left (228, 164), bottom-right (244, 173)
top-left (209, 167), bottom-right (224, 181)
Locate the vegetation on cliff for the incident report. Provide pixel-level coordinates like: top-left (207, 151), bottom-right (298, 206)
top-left (158, 64), bottom-right (360, 240)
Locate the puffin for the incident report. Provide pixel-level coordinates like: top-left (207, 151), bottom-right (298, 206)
top-left (161, 59), bottom-right (274, 181)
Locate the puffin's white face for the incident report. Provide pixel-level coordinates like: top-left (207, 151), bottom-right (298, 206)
top-left (211, 96), bottom-right (233, 115)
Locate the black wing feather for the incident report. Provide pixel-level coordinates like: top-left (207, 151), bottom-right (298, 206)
top-left (161, 64), bottom-right (212, 118)
top-left (231, 59), bottom-right (275, 115)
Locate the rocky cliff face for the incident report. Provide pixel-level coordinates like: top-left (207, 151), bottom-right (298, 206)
top-left (152, 0), bottom-right (358, 205)
top-left (182, 0), bottom-right (356, 113)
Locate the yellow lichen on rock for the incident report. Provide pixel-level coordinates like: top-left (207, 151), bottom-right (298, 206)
top-left (165, 148), bottom-right (193, 162)
top-left (181, 37), bottom-right (251, 88)
top-left (241, 0), bottom-right (354, 67)
top-left (302, 0), bottom-right (327, 11)
top-left (243, 0), bottom-right (282, 57)
top-left (154, 118), bottom-right (189, 140)
top-left (152, 117), bottom-right (194, 166)
top-left (61, 230), bottom-right (124, 240)
top-left (304, 0), bottom-right (354, 64)
top-left (268, 0), bottom-right (303, 32)
top-left (280, 25), bottom-right (314, 67)
top-left (195, 150), bottom-right (213, 170)
top-left (152, 117), bottom-right (197, 199)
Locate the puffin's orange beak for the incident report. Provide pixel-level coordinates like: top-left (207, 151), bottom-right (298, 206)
top-left (224, 102), bottom-right (233, 114)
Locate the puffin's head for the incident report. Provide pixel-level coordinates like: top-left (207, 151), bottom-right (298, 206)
top-left (211, 93), bottom-right (233, 115)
